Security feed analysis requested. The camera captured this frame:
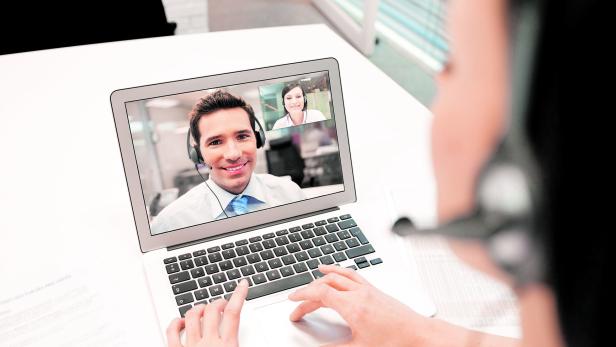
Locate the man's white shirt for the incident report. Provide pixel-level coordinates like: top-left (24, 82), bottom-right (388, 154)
top-left (150, 173), bottom-right (306, 234)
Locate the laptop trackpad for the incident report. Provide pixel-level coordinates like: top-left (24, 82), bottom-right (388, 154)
top-left (255, 298), bottom-right (352, 345)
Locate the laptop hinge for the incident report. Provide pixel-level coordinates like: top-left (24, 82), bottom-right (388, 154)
top-left (167, 207), bottom-right (340, 251)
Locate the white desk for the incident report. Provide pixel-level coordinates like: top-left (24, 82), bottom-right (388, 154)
top-left (0, 24), bottom-right (517, 345)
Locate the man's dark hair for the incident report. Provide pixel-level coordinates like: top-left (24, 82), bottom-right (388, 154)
top-left (189, 90), bottom-right (256, 145)
top-left (281, 82), bottom-right (307, 113)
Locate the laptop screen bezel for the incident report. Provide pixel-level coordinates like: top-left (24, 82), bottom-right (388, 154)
top-left (110, 58), bottom-right (356, 253)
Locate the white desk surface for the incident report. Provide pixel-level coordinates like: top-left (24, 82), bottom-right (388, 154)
top-left (0, 24), bottom-right (518, 345)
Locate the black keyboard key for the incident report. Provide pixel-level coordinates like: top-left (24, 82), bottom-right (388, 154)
top-left (179, 304), bottom-right (192, 317)
top-left (262, 239), bottom-right (276, 249)
top-left (307, 248), bottom-right (322, 258)
top-left (266, 270), bottom-right (281, 281)
top-left (370, 258), bottom-right (383, 265)
top-left (306, 259), bottom-right (319, 269)
top-left (275, 236), bottom-right (289, 246)
top-left (219, 260), bottom-right (233, 271)
top-left (208, 253), bottom-right (223, 263)
top-left (327, 217), bottom-right (339, 223)
top-left (213, 273), bottom-right (227, 284)
top-left (169, 271), bottom-right (190, 284)
top-left (354, 257), bottom-right (367, 264)
top-left (268, 258), bottom-right (283, 269)
top-left (209, 296), bottom-right (222, 303)
top-left (337, 230), bottom-right (351, 240)
top-left (207, 246), bottom-right (221, 253)
top-left (178, 253), bottom-right (192, 260)
top-left (260, 250), bottom-right (275, 260)
top-left (280, 266), bottom-right (295, 277)
top-left (246, 253), bottom-right (261, 264)
top-left (194, 256), bottom-right (208, 266)
top-left (252, 273), bottom-right (267, 284)
top-left (166, 263), bottom-right (181, 275)
top-left (172, 280), bottom-right (198, 295)
top-left (315, 220), bottom-right (327, 226)
top-left (193, 249), bottom-right (207, 257)
top-left (249, 236), bottom-right (262, 243)
top-left (289, 226), bottom-right (302, 233)
top-left (249, 243), bottom-right (263, 252)
top-left (233, 256), bottom-right (247, 267)
top-left (333, 241), bottom-right (348, 252)
top-left (333, 252), bottom-right (347, 262)
top-left (235, 239), bottom-right (249, 246)
top-left (299, 240), bottom-right (314, 250)
top-left (313, 227), bottom-right (327, 236)
top-left (238, 277), bottom-right (254, 287)
top-left (175, 292), bottom-right (194, 306)
top-left (240, 265), bottom-right (255, 276)
top-left (325, 224), bottom-right (339, 233)
top-left (301, 229), bottom-right (315, 240)
top-left (281, 255), bottom-right (296, 265)
top-left (295, 251), bottom-right (309, 262)
top-left (302, 223), bottom-right (315, 229)
top-left (293, 262), bottom-right (308, 273)
top-left (325, 234), bottom-right (339, 243)
top-left (338, 219), bottom-right (357, 230)
top-left (236, 245), bottom-right (250, 256)
top-left (254, 262), bottom-right (269, 273)
top-left (346, 265), bottom-right (358, 270)
top-left (194, 300), bottom-right (208, 306)
top-left (275, 229), bottom-right (288, 236)
top-left (288, 233), bottom-right (302, 242)
top-left (190, 267), bottom-right (205, 278)
top-left (246, 273), bottom-right (313, 300)
top-left (350, 227), bottom-right (369, 245)
top-left (222, 242), bottom-right (234, 250)
top-left (273, 247), bottom-right (288, 257)
top-left (357, 261), bottom-right (370, 269)
top-left (345, 244), bottom-right (375, 259)
top-left (313, 236), bottom-right (326, 246)
top-left (339, 214), bottom-right (352, 220)
top-left (222, 249), bottom-right (236, 259)
top-left (227, 269), bottom-right (241, 280)
top-left (320, 245), bottom-right (335, 255)
top-left (319, 255), bottom-right (335, 265)
top-left (194, 289), bottom-right (209, 300)
top-left (198, 276), bottom-right (213, 288)
top-left (204, 264), bottom-right (219, 274)
top-left (224, 281), bottom-right (238, 293)
top-left (164, 257), bottom-right (177, 264)
top-left (209, 285), bottom-right (224, 297)
top-left (180, 260), bottom-right (195, 270)
top-left (312, 269), bottom-right (325, 279)
top-left (345, 238), bottom-right (360, 248)
top-left (263, 232), bottom-right (275, 239)
top-left (286, 243), bottom-right (301, 253)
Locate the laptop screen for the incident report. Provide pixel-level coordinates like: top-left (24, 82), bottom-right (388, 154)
top-left (124, 71), bottom-right (344, 236)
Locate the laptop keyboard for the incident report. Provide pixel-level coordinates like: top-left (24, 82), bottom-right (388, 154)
top-left (162, 214), bottom-right (383, 317)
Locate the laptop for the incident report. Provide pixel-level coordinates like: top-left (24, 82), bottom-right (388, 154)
top-left (110, 58), bottom-right (435, 345)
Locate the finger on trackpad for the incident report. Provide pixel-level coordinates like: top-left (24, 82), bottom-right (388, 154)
top-left (255, 299), bottom-right (351, 345)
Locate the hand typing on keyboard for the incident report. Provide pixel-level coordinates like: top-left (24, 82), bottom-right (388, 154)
top-left (288, 264), bottom-right (430, 346)
top-left (167, 279), bottom-right (249, 347)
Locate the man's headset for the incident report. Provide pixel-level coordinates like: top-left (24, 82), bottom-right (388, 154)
top-left (186, 113), bottom-right (266, 166)
top-left (392, 0), bottom-right (545, 287)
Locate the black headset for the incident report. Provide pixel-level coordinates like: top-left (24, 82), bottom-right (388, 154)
top-left (186, 112), bottom-right (266, 166)
top-left (392, 0), bottom-right (545, 286)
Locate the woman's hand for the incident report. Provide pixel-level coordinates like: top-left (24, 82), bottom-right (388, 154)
top-left (167, 279), bottom-right (249, 347)
top-left (288, 265), bottom-right (430, 347)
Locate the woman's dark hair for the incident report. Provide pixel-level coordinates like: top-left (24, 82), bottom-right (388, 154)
top-left (188, 90), bottom-right (256, 145)
top-left (281, 82), bottom-right (307, 113)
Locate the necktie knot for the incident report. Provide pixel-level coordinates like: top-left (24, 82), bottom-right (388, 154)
top-left (229, 195), bottom-right (249, 215)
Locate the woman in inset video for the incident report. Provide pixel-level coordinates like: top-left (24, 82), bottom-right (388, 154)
top-left (271, 82), bottom-right (326, 130)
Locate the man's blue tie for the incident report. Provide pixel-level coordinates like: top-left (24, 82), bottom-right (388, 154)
top-left (230, 196), bottom-right (249, 215)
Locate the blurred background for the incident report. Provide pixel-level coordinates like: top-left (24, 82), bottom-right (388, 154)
top-left (126, 73), bottom-right (344, 220)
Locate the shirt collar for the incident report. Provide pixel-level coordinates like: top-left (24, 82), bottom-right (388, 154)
top-left (206, 174), bottom-right (266, 219)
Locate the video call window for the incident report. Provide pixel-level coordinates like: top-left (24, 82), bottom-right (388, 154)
top-left (125, 72), bottom-right (344, 235)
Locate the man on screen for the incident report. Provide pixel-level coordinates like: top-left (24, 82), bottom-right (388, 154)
top-left (151, 90), bottom-right (306, 234)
